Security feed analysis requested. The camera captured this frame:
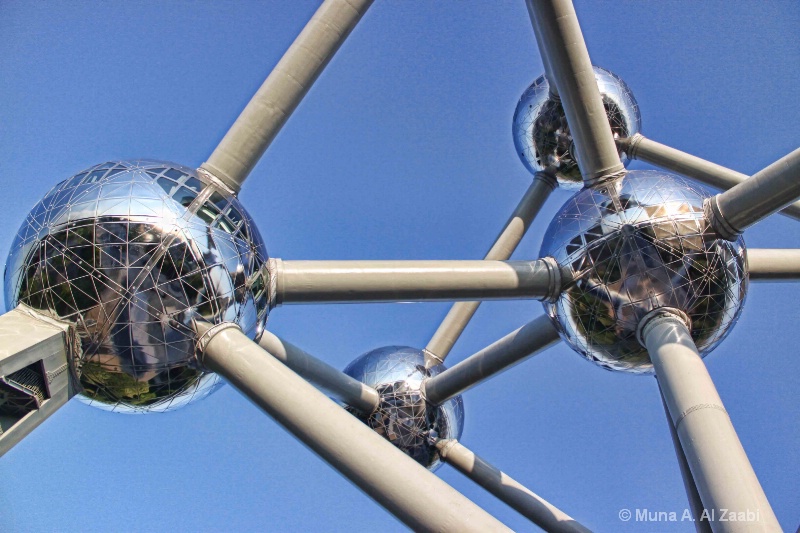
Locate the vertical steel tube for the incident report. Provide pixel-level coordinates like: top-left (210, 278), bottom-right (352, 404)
top-left (424, 315), bottom-right (560, 405)
top-left (201, 0), bottom-right (374, 192)
top-left (197, 323), bottom-right (511, 533)
top-left (659, 385), bottom-right (711, 533)
top-left (525, 0), bottom-right (624, 184)
top-left (707, 148), bottom-right (800, 240)
top-left (436, 440), bottom-right (591, 533)
top-left (746, 248), bottom-right (800, 282)
top-left (425, 173), bottom-right (556, 366)
top-left (257, 330), bottom-right (379, 414)
top-left (620, 135), bottom-right (800, 220)
top-left (641, 311), bottom-right (780, 531)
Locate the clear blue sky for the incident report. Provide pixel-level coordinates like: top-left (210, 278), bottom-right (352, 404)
top-left (1, 1), bottom-right (798, 531)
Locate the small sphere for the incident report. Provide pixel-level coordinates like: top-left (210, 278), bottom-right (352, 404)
top-left (343, 346), bottom-right (464, 471)
top-left (540, 170), bottom-right (747, 373)
top-left (4, 160), bottom-right (270, 413)
top-left (513, 66), bottom-right (641, 189)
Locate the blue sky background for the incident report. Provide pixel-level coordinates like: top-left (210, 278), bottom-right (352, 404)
top-left (1, 1), bottom-right (798, 531)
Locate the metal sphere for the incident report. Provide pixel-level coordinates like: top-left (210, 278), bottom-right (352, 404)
top-left (513, 66), bottom-right (641, 189)
top-left (540, 170), bottom-right (747, 373)
top-left (343, 346), bottom-right (464, 471)
top-left (3, 160), bottom-right (270, 413)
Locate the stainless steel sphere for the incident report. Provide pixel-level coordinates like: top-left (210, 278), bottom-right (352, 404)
top-left (513, 66), bottom-right (641, 189)
top-left (540, 170), bottom-right (747, 373)
top-left (4, 160), bottom-right (270, 413)
top-left (343, 346), bottom-right (464, 471)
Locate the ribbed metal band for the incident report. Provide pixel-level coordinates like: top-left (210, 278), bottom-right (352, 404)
top-left (636, 307), bottom-right (692, 347)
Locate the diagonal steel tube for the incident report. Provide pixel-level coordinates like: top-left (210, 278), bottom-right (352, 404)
top-left (658, 384), bottom-right (711, 533)
top-left (705, 148), bottom-right (800, 240)
top-left (525, 0), bottom-right (624, 184)
top-left (196, 322), bottom-right (511, 532)
top-left (257, 330), bottom-right (379, 414)
top-left (524, 3), bottom-right (557, 96)
top-left (436, 439), bottom-right (591, 533)
top-left (640, 310), bottom-right (780, 530)
top-left (424, 315), bottom-right (560, 406)
top-left (747, 248), bottom-right (800, 282)
top-left (425, 173), bottom-right (556, 366)
top-left (271, 258), bottom-right (564, 305)
top-left (619, 134), bottom-right (800, 221)
top-left (200, 0), bottom-right (373, 193)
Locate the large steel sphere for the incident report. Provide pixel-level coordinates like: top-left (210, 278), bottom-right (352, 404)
top-left (343, 346), bottom-right (464, 471)
top-left (540, 170), bottom-right (747, 373)
top-left (4, 160), bottom-right (270, 413)
top-left (513, 66), bottom-right (641, 189)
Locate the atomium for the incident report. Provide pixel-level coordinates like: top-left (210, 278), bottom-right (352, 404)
top-left (513, 66), bottom-right (641, 189)
top-left (343, 346), bottom-right (464, 470)
top-left (540, 170), bottom-right (748, 373)
top-left (3, 160), bottom-right (270, 413)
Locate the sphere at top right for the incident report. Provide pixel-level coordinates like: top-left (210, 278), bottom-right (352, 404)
top-left (513, 66), bottom-right (641, 189)
top-left (540, 170), bottom-right (748, 374)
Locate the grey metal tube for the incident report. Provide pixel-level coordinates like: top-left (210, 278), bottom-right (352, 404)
top-left (425, 173), bottom-right (556, 366)
top-left (272, 258), bottom-right (563, 305)
top-left (525, 0), bottom-right (624, 184)
top-left (197, 323), bottom-right (511, 533)
top-left (257, 330), bottom-right (379, 414)
top-left (425, 315), bottom-right (560, 406)
top-left (620, 135), bottom-right (800, 221)
top-left (659, 385), bottom-right (711, 533)
top-left (524, 2), bottom-right (557, 96)
top-left (707, 148), bottom-right (800, 240)
top-left (436, 440), bottom-right (591, 533)
top-left (641, 311), bottom-right (780, 531)
top-left (200, 0), bottom-right (373, 192)
top-left (747, 248), bottom-right (800, 282)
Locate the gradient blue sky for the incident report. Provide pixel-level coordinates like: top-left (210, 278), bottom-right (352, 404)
top-left (1, 1), bottom-right (798, 531)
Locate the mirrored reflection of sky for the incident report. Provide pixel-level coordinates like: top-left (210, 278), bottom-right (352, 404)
top-left (1, 2), bottom-right (797, 531)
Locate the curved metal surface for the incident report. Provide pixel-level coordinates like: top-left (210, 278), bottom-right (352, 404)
top-left (343, 345), bottom-right (464, 471)
top-left (4, 160), bottom-right (270, 413)
top-left (513, 67), bottom-right (640, 189)
top-left (540, 170), bottom-right (747, 373)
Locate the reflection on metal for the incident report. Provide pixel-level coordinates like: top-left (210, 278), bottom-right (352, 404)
top-left (641, 310), bottom-right (780, 530)
top-left (3, 161), bottom-right (270, 413)
top-left (619, 135), bottom-right (800, 222)
top-left (197, 324), bottom-right (510, 532)
top-left (541, 170), bottom-right (747, 373)
top-left (525, 0), bottom-right (626, 184)
top-left (343, 346), bottom-right (463, 471)
top-left (514, 67), bottom-right (640, 189)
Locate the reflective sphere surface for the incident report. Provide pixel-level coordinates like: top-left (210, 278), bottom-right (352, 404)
top-left (513, 66), bottom-right (641, 189)
top-left (4, 160), bottom-right (270, 413)
top-left (541, 171), bottom-right (747, 373)
top-left (343, 346), bottom-right (464, 471)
